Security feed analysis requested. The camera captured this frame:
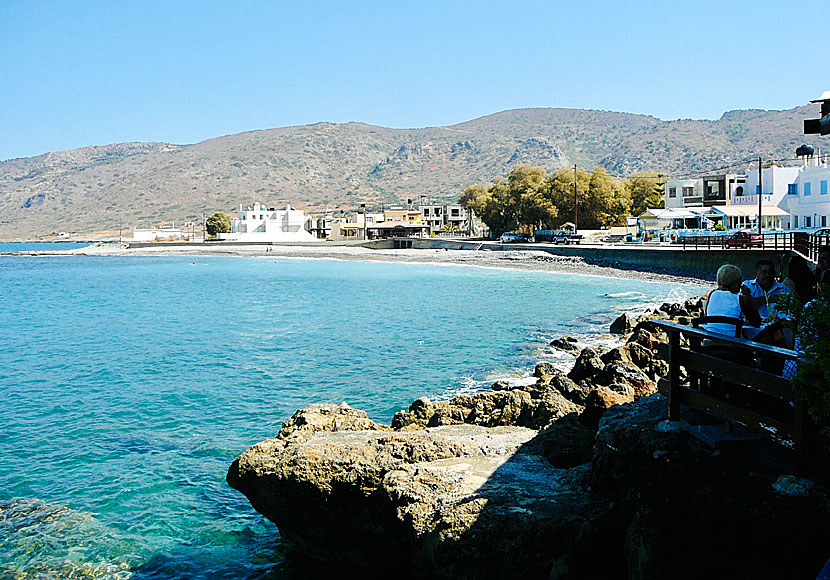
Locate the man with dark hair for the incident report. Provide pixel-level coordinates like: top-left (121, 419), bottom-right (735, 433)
top-left (742, 259), bottom-right (790, 320)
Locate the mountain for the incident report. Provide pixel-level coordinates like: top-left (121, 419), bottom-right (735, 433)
top-left (0, 106), bottom-right (820, 238)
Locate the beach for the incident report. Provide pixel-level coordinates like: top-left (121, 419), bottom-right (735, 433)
top-left (60, 242), bottom-right (710, 287)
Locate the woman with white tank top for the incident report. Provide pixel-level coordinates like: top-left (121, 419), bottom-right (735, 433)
top-left (704, 264), bottom-right (762, 337)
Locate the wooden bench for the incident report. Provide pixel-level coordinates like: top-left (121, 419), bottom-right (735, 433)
top-left (651, 320), bottom-right (809, 468)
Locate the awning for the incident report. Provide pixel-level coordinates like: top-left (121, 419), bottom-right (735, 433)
top-left (705, 206), bottom-right (789, 217)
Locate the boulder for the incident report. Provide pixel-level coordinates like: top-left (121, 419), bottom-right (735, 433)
top-left (567, 348), bottom-right (606, 383)
top-left (610, 312), bottom-right (642, 335)
top-left (392, 388), bottom-right (580, 431)
top-left (227, 415), bottom-right (600, 577)
top-left (594, 363), bottom-right (657, 398)
top-left (550, 336), bottom-right (580, 352)
top-left (523, 412), bottom-right (596, 469)
top-left (580, 386), bottom-right (633, 429)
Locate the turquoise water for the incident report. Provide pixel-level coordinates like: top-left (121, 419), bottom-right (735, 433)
top-left (0, 241), bottom-right (91, 252)
top-left (0, 256), bottom-right (697, 578)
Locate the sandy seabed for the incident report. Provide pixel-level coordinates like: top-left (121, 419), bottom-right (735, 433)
top-left (56, 243), bottom-right (709, 287)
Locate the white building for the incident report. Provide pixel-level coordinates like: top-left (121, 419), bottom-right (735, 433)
top-left (664, 179), bottom-right (704, 209)
top-left (219, 202), bottom-right (319, 242)
top-left (786, 155), bottom-right (830, 230)
top-left (420, 203), bottom-right (475, 233)
top-left (133, 226), bottom-right (191, 242)
top-left (723, 165), bottom-right (799, 230)
top-left (664, 173), bottom-right (747, 210)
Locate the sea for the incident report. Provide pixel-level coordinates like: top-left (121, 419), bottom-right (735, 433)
top-left (0, 251), bottom-right (700, 578)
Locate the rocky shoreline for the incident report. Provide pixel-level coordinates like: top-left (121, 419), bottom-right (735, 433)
top-left (227, 299), bottom-right (830, 579)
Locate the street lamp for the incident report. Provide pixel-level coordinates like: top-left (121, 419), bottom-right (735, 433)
top-left (360, 203), bottom-right (366, 240)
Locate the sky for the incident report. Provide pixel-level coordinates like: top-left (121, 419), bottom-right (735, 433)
top-left (0, 0), bottom-right (824, 161)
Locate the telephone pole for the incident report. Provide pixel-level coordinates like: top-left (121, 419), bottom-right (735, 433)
top-left (573, 165), bottom-right (578, 234)
top-left (758, 157), bottom-right (763, 235)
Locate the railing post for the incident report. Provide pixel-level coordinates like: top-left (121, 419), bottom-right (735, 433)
top-left (668, 329), bottom-right (681, 420)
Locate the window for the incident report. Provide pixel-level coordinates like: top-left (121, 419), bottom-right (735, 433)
top-left (756, 185), bottom-right (761, 195)
top-left (822, 216), bottom-right (827, 227)
top-left (822, 180), bottom-right (828, 195)
top-left (788, 183), bottom-right (798, 195)
top-left (423, 208), bottom-right (430, 216)
top-left (668, 187), bottom-right (677, 198)
top-left (804, 182), bottom-right (812, 196)
top-left (806, 216), bottom-right (812, 228)
top-left (682, 186), bottom-right (694, 197)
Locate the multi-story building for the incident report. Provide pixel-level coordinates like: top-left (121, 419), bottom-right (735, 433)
top-left (220, 202), bottom-right (319, 242)
top-left (786, 155), bottom-right (830, 229)
top-left (419, 203), bottom-right (474, 233)
top-left (664, 179), bottom-right (704, 209)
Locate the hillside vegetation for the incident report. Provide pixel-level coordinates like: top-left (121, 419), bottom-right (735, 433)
top-left (0, 106), bottom-right (818, 238)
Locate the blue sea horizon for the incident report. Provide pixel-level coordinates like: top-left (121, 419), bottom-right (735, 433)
top-left (0, 255), bottom-right (698, 578)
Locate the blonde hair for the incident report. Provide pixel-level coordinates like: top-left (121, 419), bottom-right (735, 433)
top-left (716, 264), bottom-right (742, 290)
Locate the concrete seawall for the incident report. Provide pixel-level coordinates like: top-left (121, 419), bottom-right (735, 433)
top-left (366, 238), bottom-right (796, 279)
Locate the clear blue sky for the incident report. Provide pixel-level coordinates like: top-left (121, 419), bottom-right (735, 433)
top-left (0, 0), bottom-right (823, 161)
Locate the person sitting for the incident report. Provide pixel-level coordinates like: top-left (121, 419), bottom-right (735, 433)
top-left (784, 254), bottom-right (817, 304)
top-left (704, 264), bottom-right (762, 337)
top-left (742, 259), bottom-right (790, 321)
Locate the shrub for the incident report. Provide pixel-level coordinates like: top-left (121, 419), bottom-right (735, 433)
top-left (779, 288), bottom-right (830, 436)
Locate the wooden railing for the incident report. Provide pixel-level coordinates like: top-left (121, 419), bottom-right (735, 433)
top-left (676, 232), bottom-right (830, 256)
top-left (651, 320), bottom-right (809, 467)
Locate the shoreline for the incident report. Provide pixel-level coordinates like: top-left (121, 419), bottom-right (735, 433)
top-left (14, 243), bottom-right (713, 286)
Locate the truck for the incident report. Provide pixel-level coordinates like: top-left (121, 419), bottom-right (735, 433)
top-left (552, 230), bottom-right (583, 244)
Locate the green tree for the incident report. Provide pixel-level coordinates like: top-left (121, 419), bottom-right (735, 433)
top-left (626, 172), bottom-right (666, 216)
top-left (544, 168), bottom-right (629, 229)
top-left (459, 183), bottom-right (491, 218)
top-left (205, 212), bottom-right (231, 237)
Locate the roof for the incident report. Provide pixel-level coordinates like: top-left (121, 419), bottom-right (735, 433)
top-left (705, 205), bottom-right (789, 217)
top-left (638, 208), bottom-right (703, 220)
top-left (811, 90), bottom-right (830, 103)
top-left (368, 221), bottom-right (428, 230)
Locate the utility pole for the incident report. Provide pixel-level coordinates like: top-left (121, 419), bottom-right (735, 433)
top-left (573, 165), bottom-right (578, 234)
top-left (758, 156), bottom-right (763, 235)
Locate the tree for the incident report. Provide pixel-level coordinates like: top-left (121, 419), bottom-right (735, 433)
top-left (543, 168), bottom-right (629, 230)
top-left (206, 212), bottom-right (231, 237)
top-left (626, 172), bottom-right (666, 216)
top-left (459, 183), bottom-right (491, 217)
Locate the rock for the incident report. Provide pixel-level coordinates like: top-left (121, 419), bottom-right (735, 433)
top-left (600, 344), bottom-right (652, 371)
top-left (524, 412), bottom-right (596, 468)
top-left (227, 418), bottom-right (598, 577)
top-left (594, 363), bottom-right (656, 398)
top-left (533, 362), bottom-right (558, 380)
top-left (627, 326), bottom-right (659, 350)
top-left (541, 370), bottom-right (590, 406)
top-left (491, 380), bottom-right (511, 391)
top-left (591, 396), bottom-right (830, 579)
top-left (278, 402), bottom-right (388, 440)
top-left (610, 312), bottom-right (641, 335)
top-left (580, 386), bottom-right (633, 429)
top-left (567, 348), bottom-right (606, 383)
top-left (393, 388), bottom-right (580, 431)
top-left (550, 336), bottom-right (580, 352)
top-left (230, 394), bottom-right (830, 579)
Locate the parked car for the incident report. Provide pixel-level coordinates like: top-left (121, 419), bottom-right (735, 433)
top-left (553, 231), bottom-right (584, 245)
top-left (499, 232), bottom-right (534, 243)
top-left (814, 228), bottom-right (830, 237)
top-left (724, 231), bottom-right (763, 248)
